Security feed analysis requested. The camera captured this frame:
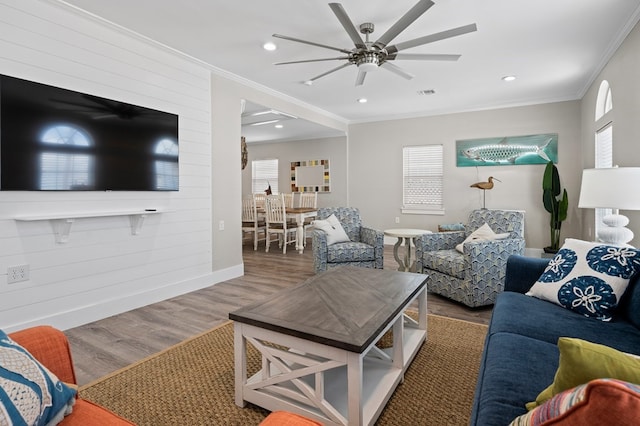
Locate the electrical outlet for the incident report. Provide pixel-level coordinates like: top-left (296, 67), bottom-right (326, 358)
top-left (8, 265), bottom-right (29, 284)
top-left (395, 217), bottom-right (400, 224)
top-left (218, 220), bottom-right (225, 231)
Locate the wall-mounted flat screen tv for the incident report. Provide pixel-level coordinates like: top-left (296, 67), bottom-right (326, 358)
top-left (0, 74), bottom-right (179, 191)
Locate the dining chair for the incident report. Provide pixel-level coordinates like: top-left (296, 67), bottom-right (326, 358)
top-left (282, 193), bottom-right (295, 208)
top-left (282, 192), bottom-right (298, 227)
top-left (299, 192), bottom-right (318, 208)
top-left (299, 192), bottom-right (318, 246)
top-left (265, 194), bottom-right (297, 254)
top-left (242, 195), bottom-right (266, 250)
top-left (253, 193), bottom-right (266, 210)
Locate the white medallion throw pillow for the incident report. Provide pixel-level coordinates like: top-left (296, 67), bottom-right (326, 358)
top-left (312, 214), bottom-right (350, 245)
top-left (527, 238), bottom-right (640, 321)
top-left (455, 222), bottom-right (511, 253)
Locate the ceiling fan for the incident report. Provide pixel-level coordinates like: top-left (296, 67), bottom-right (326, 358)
top-left (52, 94), bottom-right (162, 120)
top-left (273, 0), bottom-right (477, 86)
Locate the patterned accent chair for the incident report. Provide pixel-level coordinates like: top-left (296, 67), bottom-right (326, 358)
top-left (415, 209), bottom-right (526, 307)
top-left (312, 207), bottom-right (384, 273)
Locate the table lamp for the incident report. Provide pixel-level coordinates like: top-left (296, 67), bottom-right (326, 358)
top-left (578, 167), bottom-right (640, 246)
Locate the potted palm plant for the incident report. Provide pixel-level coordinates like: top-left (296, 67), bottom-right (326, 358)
top-left (542, 161), bottom-right (569, 253)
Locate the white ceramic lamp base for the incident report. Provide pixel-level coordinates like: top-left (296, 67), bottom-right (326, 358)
top-left (597, 214), bottom-right (634, 246)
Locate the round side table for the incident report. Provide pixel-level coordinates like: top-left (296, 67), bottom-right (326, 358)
top-left (384, 228), bottom-right (432, 272)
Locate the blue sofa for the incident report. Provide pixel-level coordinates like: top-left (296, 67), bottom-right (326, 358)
top-left (470, 254), bottom-right (640, 425)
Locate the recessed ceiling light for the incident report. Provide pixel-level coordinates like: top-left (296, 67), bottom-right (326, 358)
top-left (274, 124), bottom-right (284, 129)
top-left (263, 42), bottom-right (277, 51)
top-left (502, 75), bottom-right (516, 82)
top-left (249, 119), bottom-right (279, 127)
top-left (357, 98), bottom-right (368, 103)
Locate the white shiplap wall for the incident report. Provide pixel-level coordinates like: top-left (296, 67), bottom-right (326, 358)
top-left (0, 0), bottom-right (216, 331)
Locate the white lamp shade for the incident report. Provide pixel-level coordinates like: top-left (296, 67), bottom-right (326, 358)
top-left (578, 168), bottom-right (640, 210)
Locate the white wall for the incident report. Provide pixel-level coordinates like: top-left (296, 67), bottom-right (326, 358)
top-left (241, 136), bottom-right (348, 208)
top-left (580, 20), bottom-right (640, 245)
top-left (0, 1), bottom-right (218, 332)
top-left (348, 101), bottom-right (583, 250)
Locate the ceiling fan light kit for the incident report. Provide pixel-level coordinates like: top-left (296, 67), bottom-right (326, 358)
top-left (273, 0), bottom-right (477, 86)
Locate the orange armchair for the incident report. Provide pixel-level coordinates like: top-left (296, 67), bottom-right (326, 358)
top-left (9, 325), bottom-right (134, 426)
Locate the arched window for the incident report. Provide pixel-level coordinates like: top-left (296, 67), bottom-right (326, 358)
top-left (154, 138), bottom-right (179, 190)
top-left (594, 80), bottom-right (613, 238)
top-left (595, 80), bottom-right (613, 121)
top-left (39, 124), bottom-right (94, 190)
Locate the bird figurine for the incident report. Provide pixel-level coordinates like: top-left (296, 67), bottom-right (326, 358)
top-left (470, 176), bottom-right (501, 209)
top-left (470, 176), bottom-right (501, 190)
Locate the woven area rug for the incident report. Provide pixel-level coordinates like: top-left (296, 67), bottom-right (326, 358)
top-left (80, 314), bottom-right (488, 426)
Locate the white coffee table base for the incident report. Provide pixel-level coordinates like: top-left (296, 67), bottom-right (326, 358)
top-left (234, 288), bottom-right (427, 426)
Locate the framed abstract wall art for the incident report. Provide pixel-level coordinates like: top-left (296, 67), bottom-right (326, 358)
top-left (456, 133), bottom-right (558, 167)
top-left (291, 159), bottom-right (330, 192)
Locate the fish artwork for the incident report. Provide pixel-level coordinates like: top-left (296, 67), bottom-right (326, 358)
top-left (462, 137), bottom-right (553, 164)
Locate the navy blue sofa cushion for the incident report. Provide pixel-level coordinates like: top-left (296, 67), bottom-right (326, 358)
top-left (503, 255), bottom-right (549, 294)
top-left (617, 271), bottom-right (640, 328)
top-left (471, 332), bottom-right (558, 425)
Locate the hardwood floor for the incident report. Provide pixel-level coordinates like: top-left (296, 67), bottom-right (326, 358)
top-left (65, 240), bottom-right (492, 386)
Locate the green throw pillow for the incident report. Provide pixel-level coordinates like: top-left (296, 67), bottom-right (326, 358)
top-left (526, 337), bottom-right (640, 410)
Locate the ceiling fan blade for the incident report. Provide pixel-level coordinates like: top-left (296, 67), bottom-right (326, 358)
top-left (273, 33), bottom-right (352, 54)
top-left (51, 99), bottom-right (106, 110)
top-left (329, 3), bottom-right (366, 49)
top-left (93, 113), bottom-right (119, 120)
top-left (275, 57), bottom-right (351, 65)
top-left (389, 53), bottom-right (461, 61)
top-left (307, 63), bottom-right (353, 83)
top-left (380, 62), bottom-right (415, 80)
top-left (386, 23), bottom-right (478, 54)
top-left (373, 0), bottom-right (435, 50)
top-left (355, 69), bottom-right (367, 86)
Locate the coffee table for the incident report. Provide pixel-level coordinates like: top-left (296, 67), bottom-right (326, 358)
top-left (230, 267), bottom-right (428, 426)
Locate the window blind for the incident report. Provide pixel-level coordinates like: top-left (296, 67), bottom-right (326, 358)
top-left (252, 159), bottom-right (279, 194)
top-left (402, 145), bottom-right (444, 213)
top-left (595, 122), bottom-right (613, 238)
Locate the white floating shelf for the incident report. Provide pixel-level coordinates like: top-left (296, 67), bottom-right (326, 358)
top-left (14, 210), bottom-right (164, 244)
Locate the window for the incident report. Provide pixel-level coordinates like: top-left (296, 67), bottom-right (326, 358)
top-left (402, 145), bottom-right (444, 214)
top-left (594, 123), bottom-right (613, 238)
top-left (39, 124), bottom-right (94, 190)
top-left (252, 159), bottom-right (279, 194)
top-left (594, 79), bottom-right (614, 239)
top-left (154, 138), bottom-right (179, 190)
top-left (595, 80), bottom-right (613, 121)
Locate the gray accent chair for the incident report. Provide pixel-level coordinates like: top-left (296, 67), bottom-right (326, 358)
top-left (415, 209), bottom-right (526, 307)
top-left (312, 207), bottom-right (384, 273)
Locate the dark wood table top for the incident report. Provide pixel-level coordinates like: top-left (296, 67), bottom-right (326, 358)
top-left (229, 266), bottom-right (428, 353)
top-left (285, 207), bottom-right (317, 214)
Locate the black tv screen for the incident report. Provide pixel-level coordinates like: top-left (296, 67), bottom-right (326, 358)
top-left (0, 74), bottom-right (179, 191)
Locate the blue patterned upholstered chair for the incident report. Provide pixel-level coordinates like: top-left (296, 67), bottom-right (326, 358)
top-left (312, 207), bottom-right (384, 273)
top-left (415, 209), bottom-right (525, 307)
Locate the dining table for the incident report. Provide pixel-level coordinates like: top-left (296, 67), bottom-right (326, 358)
top-left (285, 207), bottom-right (317, 254)
top-left (256, 206), bottom-right (317, 254)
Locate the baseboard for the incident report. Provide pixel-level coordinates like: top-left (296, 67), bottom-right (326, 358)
top-left (5, 264), bottom-right (245, 333)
